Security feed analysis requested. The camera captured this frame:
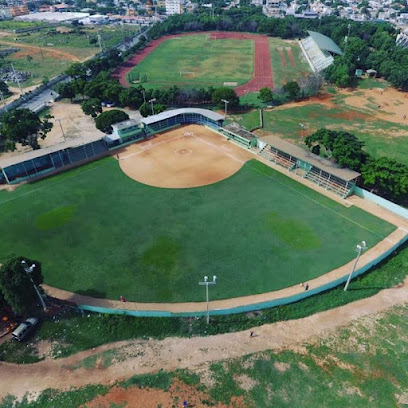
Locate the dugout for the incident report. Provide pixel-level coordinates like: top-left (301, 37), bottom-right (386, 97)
top-left (140, 108), bottom-right (224, 135)
top-left (220, 123), bottom-right (258, 149)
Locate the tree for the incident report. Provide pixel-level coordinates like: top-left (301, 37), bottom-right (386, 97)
top-left (0, 108), bottom-right (53, 151)
top-left (57, 82), bottom-right (76, 101)
top-left (42, 76), bottom-right (49, 86)
top-left (211, 87), bottom-right (239, 108)
top-left (259, 87), bottom-right (274, 103)
top-left (95, 109), bottom-right (129, 133)
top-left (0, 256), bottom-right (44, 314)
top-left (81, 98), bottom-right (102, 118)
top-left (65, 62), bottom-right (88, 79)
top-left (0, 80), bottom-right (10, 97)
top-left (282, 81), bottom-right (301, 99)
top-left (305, 129), bottom-right (366, 171)
top-left (139, 102), bottom-right (151, 117)
top-left (361, 157), bottom-right (408, 199)
top-left (119, 86), bottom-right (144, 109)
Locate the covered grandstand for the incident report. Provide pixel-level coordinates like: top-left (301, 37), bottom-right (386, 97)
top-left (259, 136), bottom-right (360, 198)
top-left (300, 31), bottom-right (343, 73)
top-left (141, 108), bottom-right (224, 134)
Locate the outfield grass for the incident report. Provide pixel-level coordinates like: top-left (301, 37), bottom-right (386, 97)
top-left (0, 157), bottom-right (394, 303)
top-left (268, 38), bottom-right (312, 88)
top-left (127, 34), bottom-right (254, 88)
top-left (234, 102), bottom-right (408, 165)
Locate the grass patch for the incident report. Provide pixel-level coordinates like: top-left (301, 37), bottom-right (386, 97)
top-left (357, 78), bottom-right (388, 89)
top-left (236, 103), bottom-right (408, 165)
top-left (128, 34), bottom-right (254, 88)
top-left (0, 157), bottom-right (394, 303)
top-left (268, 38), bottom-right (312, 88)
top-left (34, 205), bottom-right (76, 230)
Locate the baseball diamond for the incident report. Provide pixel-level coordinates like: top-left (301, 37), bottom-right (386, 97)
top-left (0, 110), bottom-right (397, 306)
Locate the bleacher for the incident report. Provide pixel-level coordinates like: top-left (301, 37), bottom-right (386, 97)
top-left (258, 140), bottom-right (359, 198)
top-left (305, 167), bottom-right (350, 197)
top-left (300, 31), bottom-right (343, 73)
top-left (260, 146), bottom-right (296, 170)
top-left (301, 36), bottom-right (334, 73)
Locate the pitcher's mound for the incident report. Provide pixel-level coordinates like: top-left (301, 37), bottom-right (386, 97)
top-left (117, 124), bottom-right (252, 188)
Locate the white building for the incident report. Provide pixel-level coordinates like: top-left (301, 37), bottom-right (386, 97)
top-left (165, 0), bottom-right (184, 15)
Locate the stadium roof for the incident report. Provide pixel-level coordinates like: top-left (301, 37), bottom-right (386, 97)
top-left (141, 108), bottom-right (224, 125)
top-left (307, 31), bottom-right (343, 56)
top-left (265, 136), bottom-right (360, 181)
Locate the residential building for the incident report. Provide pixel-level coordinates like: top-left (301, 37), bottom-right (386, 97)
top-left (165, 0), bottom-right (184, 15)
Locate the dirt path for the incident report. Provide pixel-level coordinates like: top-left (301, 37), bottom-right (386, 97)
top-left (0, 40), bottom-right (81, 62)
top-left (1, 279), bottom-right (407, 401)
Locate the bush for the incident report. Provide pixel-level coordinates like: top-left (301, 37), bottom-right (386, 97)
top-left (94, 110), bottom-right (129, 134)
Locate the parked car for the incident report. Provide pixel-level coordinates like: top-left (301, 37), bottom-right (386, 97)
top-left (12, 317), bottom-right (39, 341)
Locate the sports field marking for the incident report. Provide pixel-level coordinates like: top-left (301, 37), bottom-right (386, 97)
top-left (251, 164), bottom-right (392, 240)
top-left (192, 134), bottom-right (246, 164)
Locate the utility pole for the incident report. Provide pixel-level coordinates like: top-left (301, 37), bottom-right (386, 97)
top-left (344, 241), bottom-right (367, 291)
top-left (199, 275), bottom-right (217, 324)
top-left (149, 98), bottom-right (156, 115)
top-left (55, 118), bottom-right (66, 141)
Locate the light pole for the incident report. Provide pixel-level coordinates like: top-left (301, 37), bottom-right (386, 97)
top-left (221, 99), bottom-right (229, 117)
top-left (55, 118), bottom-right (66, 142)
top-left (344, 23), bottom-right (351, 53)
top-left (199, 275), bottom-right (217, 324)
top-left (149, 98), bottom-right (156, 115)
top-left (344, 241), bottom-right (367, 291)
top-left (299, 123), bottom-right (307, 142)
top-left (21, 260), bottom-right (47, 312)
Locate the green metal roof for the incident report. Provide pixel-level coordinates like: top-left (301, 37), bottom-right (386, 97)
top-left (307, 31), bottom-right (343, 56)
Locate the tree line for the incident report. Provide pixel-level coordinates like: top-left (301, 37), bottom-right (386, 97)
top-left (305, 129), bottom-right (408, 206)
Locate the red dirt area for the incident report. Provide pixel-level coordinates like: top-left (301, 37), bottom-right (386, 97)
top-left (112, 31), bottom-right (274, 95)
top-left (286, 47), bottom-right (296, 68)
top-left (82, 378), bottom-right (247, 408)
top-left (277, 48), bottom-right (286, 68)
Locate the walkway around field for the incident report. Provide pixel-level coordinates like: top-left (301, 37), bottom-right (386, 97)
top-left (112, 32), bottom-right (274, 95)
top-left (1, 278), bottom-right (407, 401)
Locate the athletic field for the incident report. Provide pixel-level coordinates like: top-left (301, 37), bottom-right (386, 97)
top-left (127, 34), bottom-right (254, 88)
top-left (0, 148), bottom-right (394, 303)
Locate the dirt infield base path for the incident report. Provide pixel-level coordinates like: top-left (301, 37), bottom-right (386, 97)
top-left (118, 124), bottom-right (252, 188)
top-left (1, 280), bottom-right (407, 402)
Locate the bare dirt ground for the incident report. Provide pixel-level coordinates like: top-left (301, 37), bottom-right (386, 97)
top-left (118, 124), bottom-right (252, 188)
top-left (0, 102), bottom-right (141, 164)
top-left (84, 378), bottom-right (246, 408)
top-left (269, 85), bottom-right (408, 126)
top-left (1, 279), bottom-right (407, 403)
top-left (0, 40), bottom-right (81, 61)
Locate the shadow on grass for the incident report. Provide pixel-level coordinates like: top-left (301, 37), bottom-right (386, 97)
top-left (75, 289), bottom-right (107, 298)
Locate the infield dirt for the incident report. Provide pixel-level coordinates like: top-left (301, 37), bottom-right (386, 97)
top-left (118, 124), bottom-right (253, 188)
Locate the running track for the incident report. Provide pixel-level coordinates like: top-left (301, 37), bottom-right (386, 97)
top-left (112, 31), bottom-right (274, 96)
